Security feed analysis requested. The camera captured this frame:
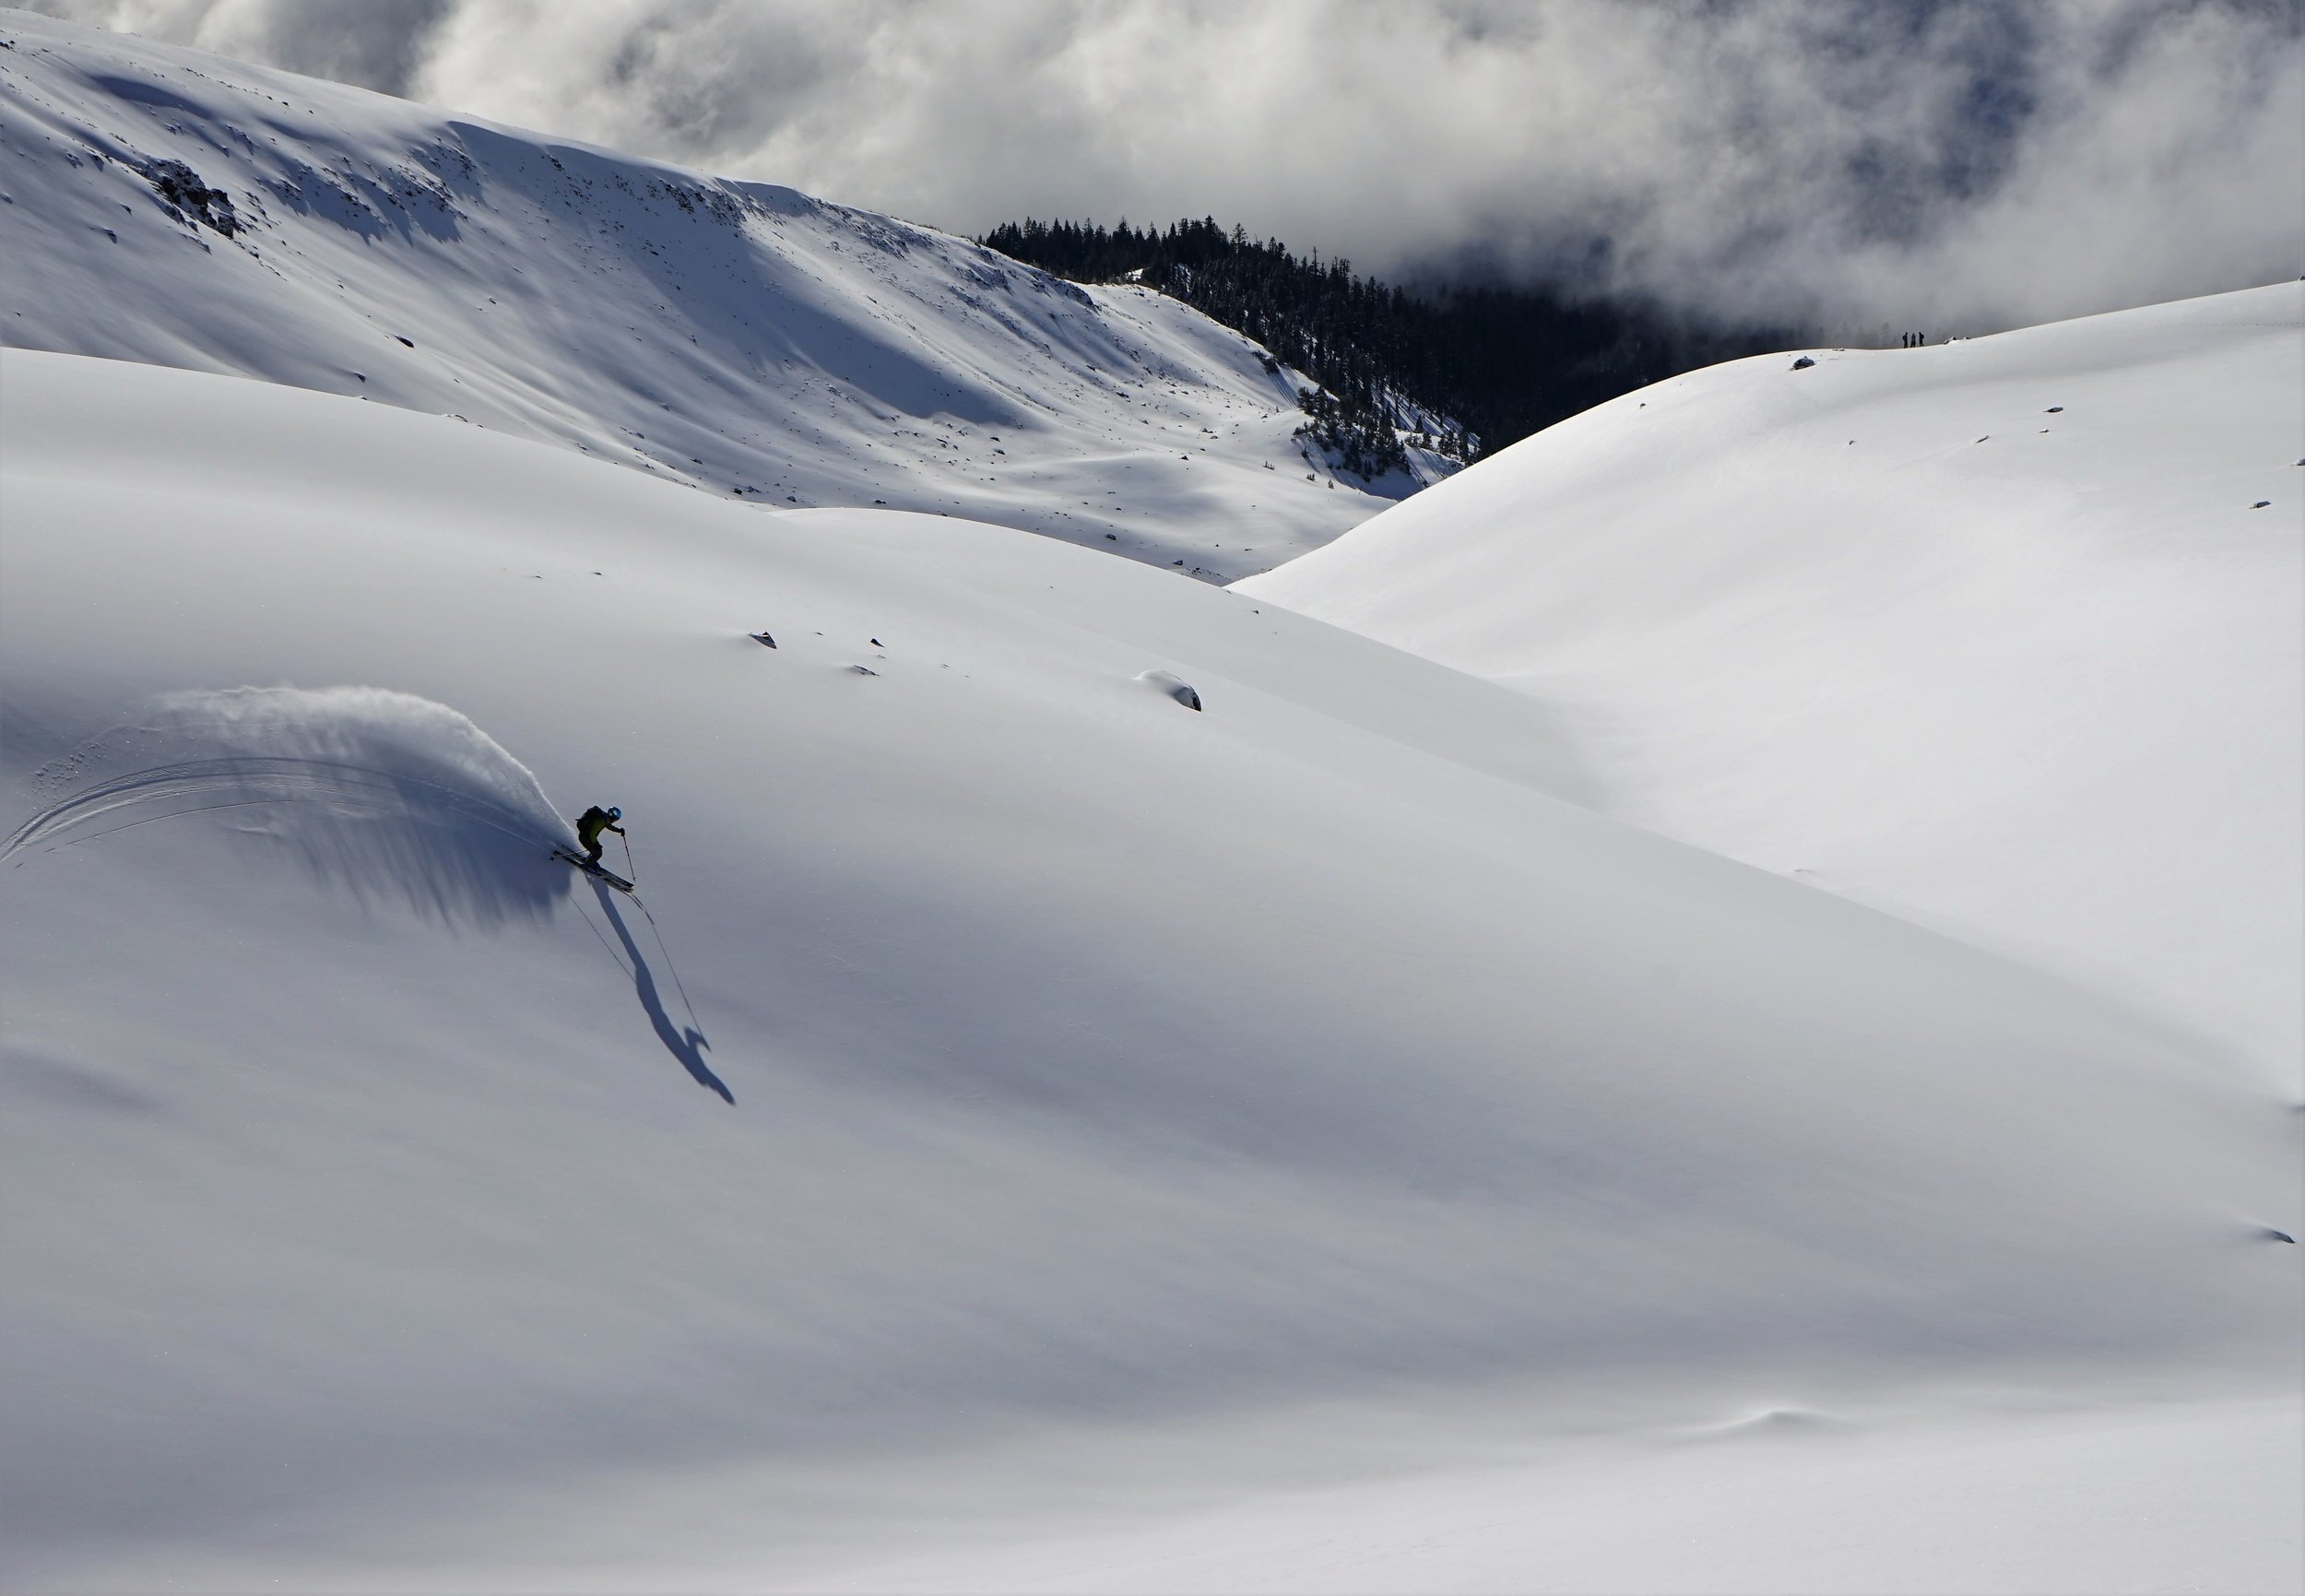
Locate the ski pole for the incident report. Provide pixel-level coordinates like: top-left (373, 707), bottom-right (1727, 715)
top-left (621, 829), bottom-right (637, 885)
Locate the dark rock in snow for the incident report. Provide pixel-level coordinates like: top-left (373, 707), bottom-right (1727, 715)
top-left (750, 631), bottom-right (776, 648)
top-left (144, 159), bottom-right (236, 236)
top-left (1791, 356), bottom-right (1815, 371)
top-left (1138, 668), bottom-right (1201, 711)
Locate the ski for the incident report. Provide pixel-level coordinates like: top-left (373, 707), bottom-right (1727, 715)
top-left (552, 848), bottom-right (634, 894)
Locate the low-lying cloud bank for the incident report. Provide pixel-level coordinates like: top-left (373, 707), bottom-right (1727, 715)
top-left (30, 0), bottom-right (2305, 336)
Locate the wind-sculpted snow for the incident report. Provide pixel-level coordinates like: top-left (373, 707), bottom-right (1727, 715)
top-left (1243, 282), bottom-right (2305, 1087)
top-left (3, 347), bottom-right (2297, 1589)
top-left (8, 686), bottom-right (570, 926)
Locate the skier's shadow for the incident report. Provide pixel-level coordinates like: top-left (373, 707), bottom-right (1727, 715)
top-left (591, 880), bottom-right (734, 1105)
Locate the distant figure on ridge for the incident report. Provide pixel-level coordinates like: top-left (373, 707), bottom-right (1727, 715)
top-left (574, 804), bottom-right (624, 865)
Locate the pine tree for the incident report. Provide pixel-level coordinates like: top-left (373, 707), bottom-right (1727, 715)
top-left (978, 216), bottom-right (1786, 467)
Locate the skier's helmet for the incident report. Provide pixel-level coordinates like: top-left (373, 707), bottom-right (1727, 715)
top-left (608, 806), bottom-right (621, 820)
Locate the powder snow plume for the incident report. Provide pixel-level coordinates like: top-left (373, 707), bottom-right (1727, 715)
top-left (9, 686), bottom-right (571, 924)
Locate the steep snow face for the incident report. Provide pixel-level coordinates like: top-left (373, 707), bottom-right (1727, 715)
top-left (4, 349), bottom-right (2299, 1589)
top-left (0, 10), bottom-right (1433, 581)
top-left (1243, 283), bottom-right (2305, 1086)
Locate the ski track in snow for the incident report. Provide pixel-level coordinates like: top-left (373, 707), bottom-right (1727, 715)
top-left (7, 685), bottom-right (573, 926)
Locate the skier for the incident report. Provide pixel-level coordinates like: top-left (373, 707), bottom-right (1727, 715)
top-left (573, 804), bottom-right (624, 866)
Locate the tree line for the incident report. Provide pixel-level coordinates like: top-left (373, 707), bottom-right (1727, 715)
top-left (979, 216), bottom-right (1788, 473)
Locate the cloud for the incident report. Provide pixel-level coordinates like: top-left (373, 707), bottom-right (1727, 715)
top-left (53, 0), bottom-right (455, 96)
top-left (31, 0), bottom-right (2305, 333)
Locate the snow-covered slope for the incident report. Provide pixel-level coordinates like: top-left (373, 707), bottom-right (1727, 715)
top-left (4, 349), bottom-right (2299, 1590)
top-left (1243, 283), bottom-right (2305, 1086)
top-left (0, 8), bottom-right (1432, 582)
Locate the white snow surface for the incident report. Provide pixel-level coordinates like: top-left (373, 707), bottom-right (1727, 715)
top-left (1242, 283), bottom-right (2305, 1087)
top-left (2, 13), bottom-right (2300, 1586)
top-left (4, 347), bottom-right (2299, 1590)
top-left (818, 1397), bottom-right (2305, 1595)
top-left (0, 8), bottom-right (1432, 584)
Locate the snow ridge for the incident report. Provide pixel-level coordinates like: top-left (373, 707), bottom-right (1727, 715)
top-left (0, 9), bottom-right (1433, 580)
top-left (1242, 283), bottom-right (2305, 1084)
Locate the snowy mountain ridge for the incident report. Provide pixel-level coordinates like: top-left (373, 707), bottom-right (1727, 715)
top-left (0, 8), bottom-right (1446, 581)
top-left (1244, 281), bottom-right (2305, 1088)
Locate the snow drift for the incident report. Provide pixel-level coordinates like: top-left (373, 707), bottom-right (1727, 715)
top-left (1242, 282), bottom-right (2305, 1087)
top-left (3, 346), bottom-right (2297, 1590)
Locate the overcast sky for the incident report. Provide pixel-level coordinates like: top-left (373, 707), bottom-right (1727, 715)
top-left (34, 0), bottom-right (2305, 335)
